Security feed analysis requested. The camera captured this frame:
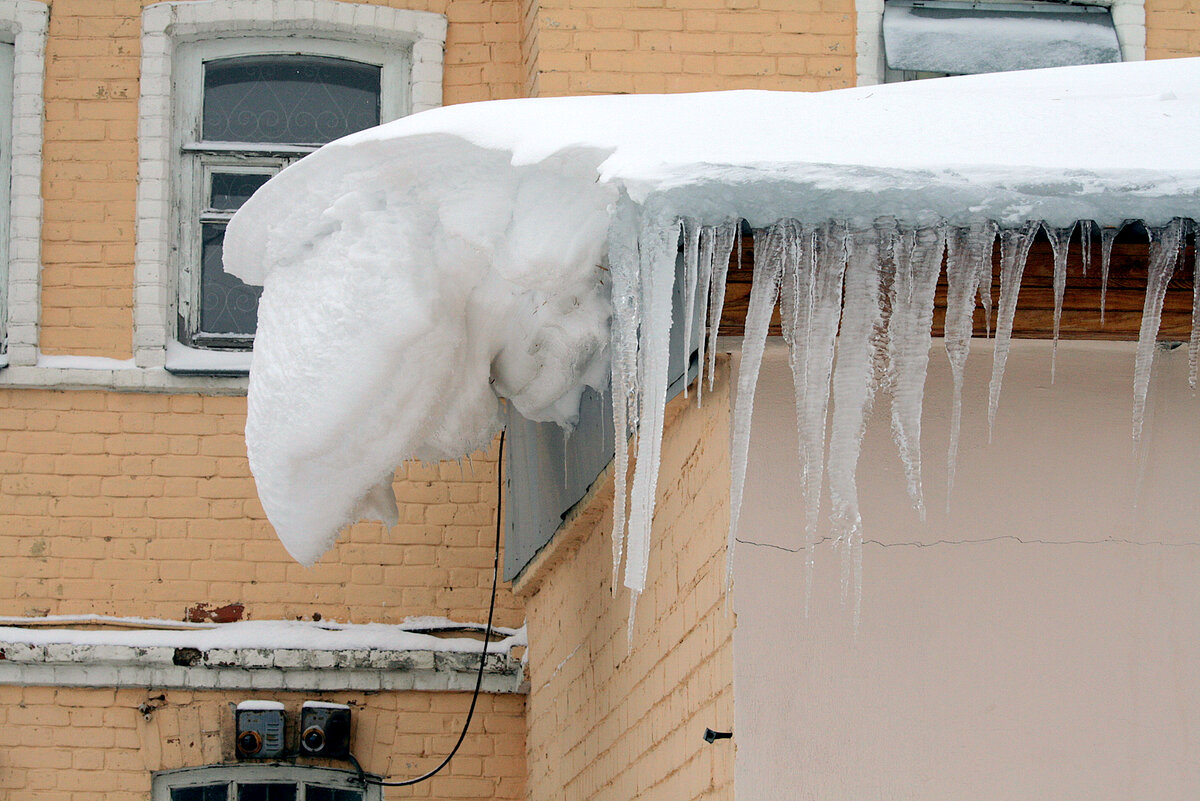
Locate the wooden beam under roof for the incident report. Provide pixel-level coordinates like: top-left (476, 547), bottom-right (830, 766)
top-left (717, 225), bottom-right (1197, 340)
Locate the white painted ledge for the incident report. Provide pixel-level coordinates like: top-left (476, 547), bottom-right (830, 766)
top-left (0, 641), bottom-right (525, 693)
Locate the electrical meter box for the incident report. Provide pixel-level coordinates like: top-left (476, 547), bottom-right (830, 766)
top-left (300, 701), bottom-right (352, 758)
top-left (235, 700), bottom-right (287, 759)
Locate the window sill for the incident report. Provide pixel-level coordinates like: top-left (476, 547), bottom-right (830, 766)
top-left (165, 340), bottom-right (253, 376)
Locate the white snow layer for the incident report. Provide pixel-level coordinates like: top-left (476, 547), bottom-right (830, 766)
top-left (0, 616), bottom-right (526, 654)
top-left (225, 60), bottom-right (1200, 610)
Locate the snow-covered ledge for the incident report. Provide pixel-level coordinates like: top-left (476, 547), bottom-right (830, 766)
top-left (854, 0), bottom-right (1146, 86)
top-left (0, 641), bottom-right (524, 693)
top-left (0, 617), bottom-right (525, 693)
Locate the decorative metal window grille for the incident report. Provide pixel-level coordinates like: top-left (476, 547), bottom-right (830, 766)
top-left (154, 765), bottom-right (379, 801)
top-left (179, 53), bottom-right (381, 350)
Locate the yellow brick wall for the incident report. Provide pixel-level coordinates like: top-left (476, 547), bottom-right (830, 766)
top-left (0, 389), bottom-right (523, 628)
top-left (39, 0), bottom-right (524, 359)
top-left (1146, 0), bottom-right (1200, 58)
top-left (526, 0), bottom-right (856, 96)
top-left (0, 684), bottom-right (525, 800)
top-left (515, 361), bottom-right (734, 801)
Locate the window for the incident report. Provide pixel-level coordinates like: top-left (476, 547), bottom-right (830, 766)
top-left (855, 0), bottom-right (1145, 86)
top-left (0, 1), bottom-right (49, 368)
top-left (136, 0), bottom-right (446, 373)
top-left (176, 46), bottom-right (385, 350)
top-left (153, 765), bottom-right (380, 801)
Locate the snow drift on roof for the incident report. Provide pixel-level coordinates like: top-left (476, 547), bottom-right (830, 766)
top-left (224, 59), bottom-right (1200, 583)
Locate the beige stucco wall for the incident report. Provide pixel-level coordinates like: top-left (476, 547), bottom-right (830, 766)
top-left (0, 684), bottom-right (525, 800)
top-left (734, 341), bottom-right (1200, 799)
top-left (514, 361), bottom-right (735, 801)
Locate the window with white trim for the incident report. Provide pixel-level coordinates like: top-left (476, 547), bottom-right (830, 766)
top-left (0, 0), bottom-right (49, 369)
top-left (136, 1), bottom-right (446, 374)
top-left (175, 40), bottom-right (393, 350)
top-left (855, 0), bottom-right (1145, 86)
top-left (153, 765), bottom-right (381, 801)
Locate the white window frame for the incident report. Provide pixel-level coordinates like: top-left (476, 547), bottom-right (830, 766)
top-left (0, 1), bottom-right (48, 368)
top-left (855, 0), bottom-right (1146, 87)
top-left (152, 764), bottom-right (382, 801)
top-left (136, 0), bottom-right (446, 374)
top-left (175, 38), bottom-right (397, 351)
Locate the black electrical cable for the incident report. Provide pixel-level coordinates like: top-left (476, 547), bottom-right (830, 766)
top-left (361, 428), bottom-right (506, 788)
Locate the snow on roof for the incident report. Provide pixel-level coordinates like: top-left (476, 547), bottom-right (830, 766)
top-left (224, 58), bottom-right (1200, 571)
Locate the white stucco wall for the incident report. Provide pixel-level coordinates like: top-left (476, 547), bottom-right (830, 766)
top-left (733, 339), bottom-right (1200, 799)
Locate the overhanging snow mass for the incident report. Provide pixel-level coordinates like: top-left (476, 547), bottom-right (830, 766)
top-left (224, 59), bottom-right (1200, 617)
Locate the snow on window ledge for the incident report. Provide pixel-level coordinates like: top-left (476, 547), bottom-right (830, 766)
top-left (165, 340), bottom-right (252, 376)
top-left (854, 0), bottom-right (1146, 87)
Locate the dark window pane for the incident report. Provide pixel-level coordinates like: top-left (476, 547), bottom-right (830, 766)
top-left (210, 172), bottom-right (272, 211)
top-left (203, 55), bottom-right (380, 144)
top-left (200, 223), bottom-right (262, 338)
top-left (237, 784), bottom-right (297, 801)
top-left (171, 785), bottom-right (229, 801)
top-left (305, 786), bottom-right (363, 801)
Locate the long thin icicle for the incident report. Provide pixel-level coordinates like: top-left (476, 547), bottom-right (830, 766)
top-left (977, 222), bottom-right (997, 338)
top-left (1080, 220), bottom-right (1093, 277)
top-left (1099, 224), bottom-right (1121, 325)
top-left (987, 221), bottom-right (1040, 438)
top-left (1133, 218), bottom-right (1184, 442)
top-left (694, 225), bottom-right (716, 404)
top-left (706, 222), bottom-right (738, 392)
top-left (887, 225), bottom-right (945, 520)
top-left (943, 223), bottom-right (993, 506)
top-left (606, 193), bottom-right (641, 591)
top-left (726, 222), bottom-right (785, 588)
top-left (1188, 220), bottom-right (1200, 389)
top-left (680, 220), bottom-right (701, 399)
top-left (1045, 222), bottom-right (1076, 383)
top-left (828, 225), bottom-right (885, 626)
top-left (624, 215), bottom-right (681, 605)
top-left (781, 223), bottom-right (845, 610)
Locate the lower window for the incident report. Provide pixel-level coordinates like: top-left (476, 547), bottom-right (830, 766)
top-left (154, 766), bottom-right (380, 801)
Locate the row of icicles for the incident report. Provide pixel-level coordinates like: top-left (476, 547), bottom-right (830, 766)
top-left (605, 205), bottom-right (1197, 630)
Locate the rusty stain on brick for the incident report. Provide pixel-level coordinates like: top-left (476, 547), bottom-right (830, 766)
top-left (185, 603), bottom-right (245, 624)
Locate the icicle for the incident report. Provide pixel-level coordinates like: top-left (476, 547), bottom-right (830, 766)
top-left (1188, 220), bottom-right (1200, 389)
top-left (694, 225), bottom-right (716, 405)
top-left (1045, 222), bottom-right (1076, 383)
top-left (606, 193), bottom-right (642, 592)
top-left (776, 222), bottom-right (846, 611)
top-left (705, 222), bottom-right (737, 392)
top-left (942, 222), bottom-right (993, 508)
top-left (1080, 220), bottom-right (1093, 277)
top-left (987, 221), bottom-right (1040, 439)
top-left (623, 214), bottom-right (681, 600)
top-left (726, 221), bottom-right (786, 589)
top-left (1133, 218), bottom-right (1185, 442)
top-left (680, 220), bottom-right (701, 399)
top-left (976, 220), bottom-right (998, 338)
top-left (887, 225), bottom-right (945, 521)
top-left (828, 225), bottom-right (886, 627)
top-left (1099, 224), bottom-right (1121, 325)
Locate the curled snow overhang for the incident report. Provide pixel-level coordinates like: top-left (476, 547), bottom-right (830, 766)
top-left (225, 59), bottom-right (1200, 611)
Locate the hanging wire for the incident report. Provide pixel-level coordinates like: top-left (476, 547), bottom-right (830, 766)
top-left (356, 428), bottom-right (507, 788)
